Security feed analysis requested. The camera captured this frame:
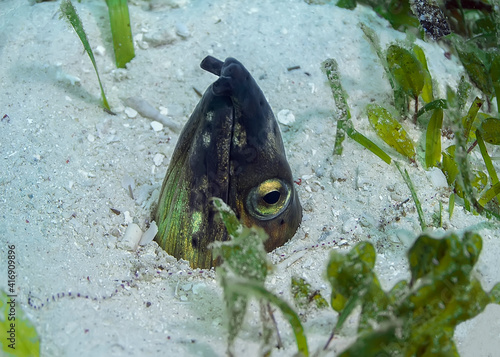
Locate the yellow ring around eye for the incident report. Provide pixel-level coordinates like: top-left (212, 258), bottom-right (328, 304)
top-left (246, 178), bottom-right (291, 220)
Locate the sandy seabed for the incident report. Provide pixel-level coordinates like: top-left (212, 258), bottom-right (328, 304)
top-left (1, 0), bottom-right (500, 356)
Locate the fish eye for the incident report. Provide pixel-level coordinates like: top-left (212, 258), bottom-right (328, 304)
top-left (246, 178), bottom-right (292, 220)
top-left (263, 190), bottom-right (280, 204)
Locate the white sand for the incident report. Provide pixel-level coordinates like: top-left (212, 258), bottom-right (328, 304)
top-left (1, 0), bottom-right (500, 356)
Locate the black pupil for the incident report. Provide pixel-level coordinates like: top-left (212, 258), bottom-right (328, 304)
top-left (263, 190), bottom-right (280, 205)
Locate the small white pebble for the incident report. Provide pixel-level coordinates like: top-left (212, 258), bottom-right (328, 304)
top-left (192, 283), bottom-right (206, 295)
top-left (144, 30), bottom-right (177, 46)
top-left (175, 23), bottom-right (190, 38)
top-left (339, 238), bottom-right (349, 246)
top-left (95, 45), bottom-right (106, 56)
top-left (64, 74), bottom-right (81, 86)
top-left (151, 121), bottom-right (164, 132)
top-left (342, 217), bottom-right (359, 233)
top-left (159, 106), bottom-right (169, 116)
top-left (65, 96), bottom-right (72, 102)
top-left (123, 211), bottom-right (132, 225)
top-left (119, 223), bottom-right (143, 251)
top-left (277, 109), bottom-right (295, 126)
top-left (153, 153), bottom-right (165, 166)
top-left (139, 221), bottom-right (158, 246)
top-left (426, 167), bottom-right (448, 188)
top-left (87, 134), bottom-right (95, 142)
top-left (395, 229), bottom-right (416, 247)
top-left (124, 107), bottom-right (138, 118)
top-left (138, 41), bottom-right (149, 50)
top-left (176, 69), bottom-right (184, 80)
